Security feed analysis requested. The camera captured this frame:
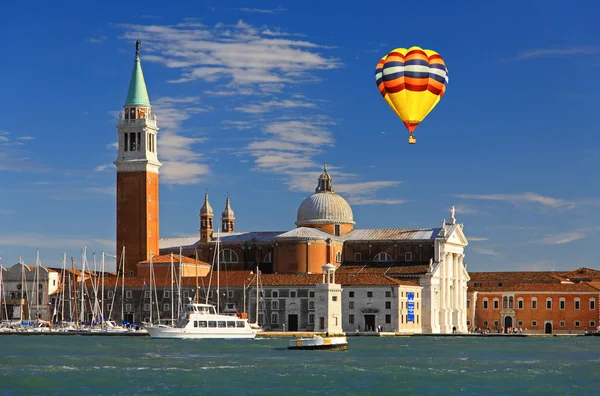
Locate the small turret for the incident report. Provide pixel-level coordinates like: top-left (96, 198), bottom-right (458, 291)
top-left (200, 193), bottom-right (214, 242)
top-left (221, 195), bottom-right (235, 233)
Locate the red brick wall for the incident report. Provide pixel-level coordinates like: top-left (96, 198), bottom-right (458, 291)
top-left (472, 292), bottom-right (599, 333)
top-left (116, 171), bottom-right (159, 276)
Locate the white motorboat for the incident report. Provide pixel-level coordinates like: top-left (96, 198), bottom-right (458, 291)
top-left (146, 303), bottom-right (256, 339)
top-left (288, 335), bottom-right (348, 351)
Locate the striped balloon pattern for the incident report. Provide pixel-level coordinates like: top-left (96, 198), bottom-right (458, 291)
top-left (376, 46), bottom-right (448, 141)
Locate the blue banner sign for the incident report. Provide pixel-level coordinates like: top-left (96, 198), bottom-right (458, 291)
top-left (407, 292), bottom-right (415, 322)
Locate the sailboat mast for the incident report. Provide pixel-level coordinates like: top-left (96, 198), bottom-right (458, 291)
top-left (35, 250), bottom-right (40, 320)
top-left (149, 251), bottom-right (153, 325)
top-left (61, 253), bottom-right (66, 323)
top-left (217, 229), bottom-right (220, 315)
top-left (256, 265), bottom-right (259, 326)
top-left (101, 252), bottom-right (105, 327)
top-left (178, 247), bottom-right (182, 319)
top-left (80, 247), bottom-right (86, 324)
top-left (72, 257), bottom-right (77, 326)
top-left (170, 253), bottom-right (174, 325)
top-left (121, 246), bottom-right (125, 323)
top-left (194, 248), bottom-right (199, 303)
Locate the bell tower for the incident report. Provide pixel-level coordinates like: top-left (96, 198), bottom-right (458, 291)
top-left (115, 40), bottom-right (161, 276)
top-left (200, 193), bottom-right (214, 243)
top-left (221, 196), bottom-right (235, 233)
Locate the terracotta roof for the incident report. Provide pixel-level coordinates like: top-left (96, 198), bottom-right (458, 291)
top-left (138, 254), bottom-right (208, 265)
top-left (82, 271), bottom-right (420, 288)
top-left (337, 263), bottom-right (429, 276)
top-left (471, 282), bottom-right (600, 292)
top-left (556, 267), bottom-right (600, 281)
top-left (586, 282), bottom-right (600, 291)
top-left (468, 271), bottom-right (562, 283)
top-left (273, 227), bottom-right (344, 242)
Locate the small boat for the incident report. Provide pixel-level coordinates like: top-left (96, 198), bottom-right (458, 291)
top-left (146, 302), bottom-right (256, 339)
top-left (288, 335), bottom-right (348, 351)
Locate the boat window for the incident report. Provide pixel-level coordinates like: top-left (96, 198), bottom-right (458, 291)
top-left (208, 321), bottom-right (217, 328)
top-left (199, 321), bottom-right (207, 328)
top-left (218, 321), bottom-right (226, 328)
top-left (236, 321), bottom-right (245, 328)
top-left (194, 321), bottom-right (198, 328)
top-left (227, 321), bottom-right (235, 328)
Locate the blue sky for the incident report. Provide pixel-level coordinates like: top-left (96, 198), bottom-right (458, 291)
top-left (1, 0), bottom-right (599, 272)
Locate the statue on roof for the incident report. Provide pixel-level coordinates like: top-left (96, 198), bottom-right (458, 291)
top-left (450, 205), bottom-right (456, 224)
top-left (136, 40), bottom-right (141, 55)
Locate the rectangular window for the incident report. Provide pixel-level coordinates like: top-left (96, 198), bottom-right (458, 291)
top-left (385, 314), bottom-right (391, 324)
top-left (517, 320), bottom-right (523, 326)
top-left (308, 313), bottom-right (314, 324)
top-left (560, 300), bottom-right (565, 310)
top-left (466, 320), bottom-right (471, 326)
top-left (309, 291), bottom-right (315, 298)
top-left (575, 300), bottom-right (580, 310)
top-left (271, 313), bottom-right (278, 324)
top-left (271, 301), bottom-right (278, 310)
top-left (126, 291), bottom-right (132, 299)
top-left (227, 290), bottom-right (234, 298)
top-left (385, 291), bottom-right (391, 298)
top-left (532, 320), bottom-right (537, 326)
top-left (560, 321), bottom-right (565, 327)
top-left (309, 301), bottom-right (315, 310)
top-left (518, 299), bottom-right (523, 309)
top-left (590, 321), bottom-right (596, 328)
top-left (367, 291), bottom-right (373, 298)
top-left (199, 321), bottom-right (207, 328)
top-left (405, 252), bottom-right (412, 261)
top-left (483, 300), bottom-right (488, 309)
top-left (107, 291), bottom-right (114, 298)
top-left (354, 253), bottom-right (361, 262)
top-left (349, 291), bottom-right (355, 298)
top-left (466, 299), bottom-right (470, 309)
top-left (532, 300), bottom-right (537, 309)
top-left (129, 132), bottom-right (136, 151)
top-left (143, 304), bottom-right (149, 312)
top-left (483, 320), bottom-right (488, 326)
top-left (334, 224), bottom-right (341, 236)
top-left (125, 304), bottom-right (132, 311)
top-left (144, 291), bottom-right (150, 299)
top-left (163, 304), bottom-right (170, 311)
top-left (385, 301), bottom-right (391, 309)
top-left (272, 291), bottom-right (279, 298)
top-left (183, 291), bottom-right (189, 299)
top-left (590, 300), bottom-right (596, 310)
top-left (349, 301), bottom-right (354, 309)
top-left (332, 296), bottom-right (338, 302)
top-left (494, 320), bottom-right (499, 327)
top-left (546, 299), bottom-right (552, 310)
top-left (124, 133), bottom-right (128, 152)
top-left (575, 321), bottom-right (580, 327)
top-left (493, 300), bottom-right (499, 309)
top-left (290, 291), bottom-right (297, 298)
top-left (137, 132), bottom-right (141, 151)
top-left (164, 291), bottom-right (170, 299)
top-left (349, 314), bottom-right (354, 324)
top-left (474, 282), bottom-right (482, 287)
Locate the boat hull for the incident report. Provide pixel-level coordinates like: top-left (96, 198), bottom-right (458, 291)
top-left (146, 327), bottom-right (256, 340)
top-left (288, 336), bottom-right (348, 351)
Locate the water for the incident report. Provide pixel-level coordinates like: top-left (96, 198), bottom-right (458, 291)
top-left (0, 336), bottom-right (598, 395)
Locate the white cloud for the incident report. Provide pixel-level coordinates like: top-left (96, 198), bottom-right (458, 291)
top-left (455, 192), bottom-right (576, 209)
top-left (88, 36), bottom-right (107, 44)
top-left (471, 246), bottom-right (501, 257)
top-left (0, 232), bottom-right (115, 251)
top-left (239, 7), bottom-right (286, 13)
top-left (537, 231), bottom-right (587, 245)
top-left (453, 204), bottom-right (483, 215)
top-left (468, 237), bottom-right (489, 242)
top-left (348, 198), bottom-right (406, 205)
top-left (235, 99), bottom-right (316, 114)
top-left (17, 136), bottom-right (35, 140)
top-left (503, 46), bottom-right (600, 62)
top-left (119, 20), bottom-right (341, 91)
top-left (95, 164), bottom-right (112, 172)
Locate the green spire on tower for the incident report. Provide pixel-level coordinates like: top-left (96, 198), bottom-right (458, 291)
top-left (124, 40), bottom-right (151, 107)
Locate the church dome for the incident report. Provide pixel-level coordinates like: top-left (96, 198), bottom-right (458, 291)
top-left (295, 164), bottom-right (355, 226)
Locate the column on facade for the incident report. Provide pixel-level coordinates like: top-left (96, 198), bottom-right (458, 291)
top-left (457, 254), bottom-right (466, 331)
top-left (438, 253), bottom-right (446, 330)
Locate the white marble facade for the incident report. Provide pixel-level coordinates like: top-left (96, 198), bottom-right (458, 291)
top-left (420, 216), bottom-right (470, 334)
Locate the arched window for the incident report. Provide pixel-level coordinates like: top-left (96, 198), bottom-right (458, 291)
top-left (503, 296), bottom-right (508, 309)
top-left (336, 251), bottom-right (342, 263)
top-left (493, 298), bottom-right (499, 310)
top-left (559, 297), bottom-right (566, 310)
top-left (219, 249), bottom-right (238, 264)
top-left (574, 297), bottom-right (581, 310)
top-left (531, 297), bottom-right (537, 309)
top-left (590, 298), bottom-right (596, 310)
top-left (263, 253), bottom-right (272, 263)
top-left (374, 252), bottom-right (393, 262)
top-left (508, 296), bottom-right (514, 309)
top-left (483, 298), bottom-right (489, 309)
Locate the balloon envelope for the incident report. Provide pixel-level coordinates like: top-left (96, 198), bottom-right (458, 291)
top-left (376, 46), bottom-right (448, 135)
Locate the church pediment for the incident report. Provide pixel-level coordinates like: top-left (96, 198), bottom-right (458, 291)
top-left (445, 224), bottom-right (468, 246)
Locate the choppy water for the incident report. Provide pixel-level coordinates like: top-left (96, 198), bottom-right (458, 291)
top-left (0, 335), bottom-right (598, 395)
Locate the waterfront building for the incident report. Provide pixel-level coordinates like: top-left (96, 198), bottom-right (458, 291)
top-left (467, 268), bottom-right (600, 334)
top-left (112, 41), bottom-right (468, 334)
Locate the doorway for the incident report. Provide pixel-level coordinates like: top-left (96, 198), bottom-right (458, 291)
top-left (124, 312), bottom-right (134, 324)
top-left (364, 314), bottom-right (376, 332)
top-left (287, 314), bottom-right (298, 331)
top-left (545, 322), bottom-right (552, 334)
top-left (504, 316), bottom-right (513, 331)
top-left (319, 316), bottom-right (325, 330)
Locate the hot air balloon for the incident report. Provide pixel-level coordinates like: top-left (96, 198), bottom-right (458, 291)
top-left (376, 46), bottom-right (449, 144)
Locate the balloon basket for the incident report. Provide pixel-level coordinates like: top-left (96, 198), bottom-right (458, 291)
top-left (408, 135), bottom-right (416, 145)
